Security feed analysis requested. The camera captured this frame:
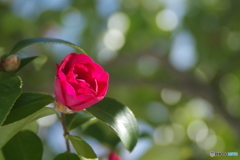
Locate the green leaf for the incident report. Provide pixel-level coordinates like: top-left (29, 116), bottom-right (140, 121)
top-left (0, 107), bottom-right (56, 148)
top-left (3, 92), bottom-right (54, 125)
top-left (15, 56), bottom-right (47, 72)
top-left (84, 121), bottom-right (120, 148)
top-left (0, 72), bottom-right (22, 125)
top-left (0, 150), bottom-right (5, 160)
top-left (33, 56), bottom-right (47, 71)
top-left (9, 37), bottom-right (86, 56)
top-left (54, 152), bottom-right (80, 160)
top-left (69, 135), bottom-right (98, 160)
top-left (65, 112), bottom-right (94, 131)
top-left (2, 130), bottom-right (43, 160)
top-left (21, 121), bottom-right (38, 133)
top-left (86, 97), bottom-right (139, 152)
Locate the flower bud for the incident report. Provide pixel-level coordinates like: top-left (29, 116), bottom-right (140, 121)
top-left (54, 99), bottom-right (78, 114)
top-left (2, 55), bottom-right (20, 72)
top-left (54, 53), bottom-right (109, 111)
top-left (108, 151), bottom-right (122, 160)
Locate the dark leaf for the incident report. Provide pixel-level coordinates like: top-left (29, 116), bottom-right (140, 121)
top-left (3, 92), bottom-right (54, 125)
top-left (53, 152), bottom-right (80, 160)
top-left (2, 130), bottom-right (43, 160)
top-left (15, 56), bottom-right (47, 72)
top-left (86, 97), bottom-right (139, 152)
top-left (0, 72), bottom-right (22, 125)
top-left (84, 121), bottom-right (120, 148)
top-left (9, 37), bottom-right (86, 56)
top-left (0, 107), bottom-right (57, 148)
top-left (65, 112), bottom-right (93, 131)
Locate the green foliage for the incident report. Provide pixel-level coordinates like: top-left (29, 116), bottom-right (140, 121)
top-left (86, 97), bottom-right (139, 152)
top-left (16, 56), bottom-right (47, 72)
top-left (65, 112), bottom-right (93, 131)
top-left (54, 152), bottom-right (80, 160)
top-left (0, 107), bottom-right (56, 148)
top-left (22, 121), bottom-right (38, 133)
top-left (32, 55), bottom-right (48, 71)
top-left (8, 37), bottom-right (86, 56)
top-left (0, 36), bottom-right (139, 160)
top-left (0, 72), bottom-right (22, 125)
top-left (3, 92), bottom-right (54, 125)
top-left (2, 130), bottom-right (43, 160)
top-left (84, 121), bottom-right (120, 149)
top-left (69, 135), bottom-right (98, 160)
top-left (15, 56), bottom-right (39, 72)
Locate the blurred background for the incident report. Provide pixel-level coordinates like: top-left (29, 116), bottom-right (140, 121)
top-left (1, 0), bottom-right (240, 159)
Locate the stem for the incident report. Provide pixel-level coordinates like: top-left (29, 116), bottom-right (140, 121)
top-left (61, 113), bottom-right (71, 152)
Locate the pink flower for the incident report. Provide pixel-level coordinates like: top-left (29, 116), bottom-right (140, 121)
top-left (108, 152), bottom-right (122, 160)
top-left (54, 53), bottom-right (109, 113)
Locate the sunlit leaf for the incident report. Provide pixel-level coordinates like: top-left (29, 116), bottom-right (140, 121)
top-left (3, 92), bottom-right (54, 125)
top-left (53, 152), bottom-right (80, 160)
top-left (0, 107), bottom-right (56, 148)
top-left (0, 150), bottom-right (5, 160)
top-left (33, 56), bottom-right (47, 71)
top-left (15, 56), bottom-right (47, 72)
top-left (8, 37), bottom-right (86, 56)
top-left (86, 97), bottom-right (139, 152)
top-left (69, 135), bottom-right (98, 160)
top-left (65, 112), bottom-right (93, 131)
top-left (21, 121), bottom-right (38, 133)
top-left (0, 72), bottom-right (22, 125)
top-left (2, 130), bottom-right (43, 160)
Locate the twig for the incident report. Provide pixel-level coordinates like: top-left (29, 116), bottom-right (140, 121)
top-left (61, 112), bottom-right (71, 152)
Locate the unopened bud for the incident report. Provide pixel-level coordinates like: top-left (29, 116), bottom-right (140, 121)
top-left (54, 99), bottom-right (77, 114)
top-left (2, 55), bottom-right (21, 72)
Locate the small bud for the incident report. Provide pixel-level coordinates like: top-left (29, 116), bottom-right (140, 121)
top-left (108, 152), bottom-right (122, 160)
top-left (54, 99), bottom-right (77, 114)
top-left (2, 55), bottom-right (21, 72)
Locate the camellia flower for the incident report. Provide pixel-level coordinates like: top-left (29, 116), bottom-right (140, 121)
top-left (54, 53), bottom-right (109, 113)
top-left (108, 151), bottom-right (122, 160)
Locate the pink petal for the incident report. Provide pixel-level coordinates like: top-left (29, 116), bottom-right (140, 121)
top-left (54, 77), bottom-right (66, 105)
top-left (57, 71), bottom-right (77, 106)
top-left (77, 88), bottom-right (96, 96)
top-left (85, 62), bottom-right (105, 78)
top-left (54, 53), bottom-right (109, 111)
top-left (73, 63), bottom-right (89, 80)
top-left (69, 95), bottom-right (103, 110)
top-left (76, 79), bottom-right (90, 88)
top-left (96, 72), bottom-right (109, 97)
top-left (108, 152), bottom-right (122, 160)
top-left (59, 53), bottom-right (94, 74)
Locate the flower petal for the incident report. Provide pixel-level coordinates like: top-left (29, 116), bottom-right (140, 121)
top-left (54, 53), bottom-right (109, 111)
top-left (96, 72), bottom-right (109, 97)
top-left (60, 53), bottom-right (94, 74)
top-left (57, 71), bottom-right (77, 106)
top-left (54, 77), bottom-right (66, 105)
top-left (70, 94), bottom-right (103, 110)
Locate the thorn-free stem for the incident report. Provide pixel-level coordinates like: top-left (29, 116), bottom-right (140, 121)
top-left (61, 112), bottom-right (71, 152)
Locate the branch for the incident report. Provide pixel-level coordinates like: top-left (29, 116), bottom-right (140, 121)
top-left (61, 113), bottom-right (71, 152)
